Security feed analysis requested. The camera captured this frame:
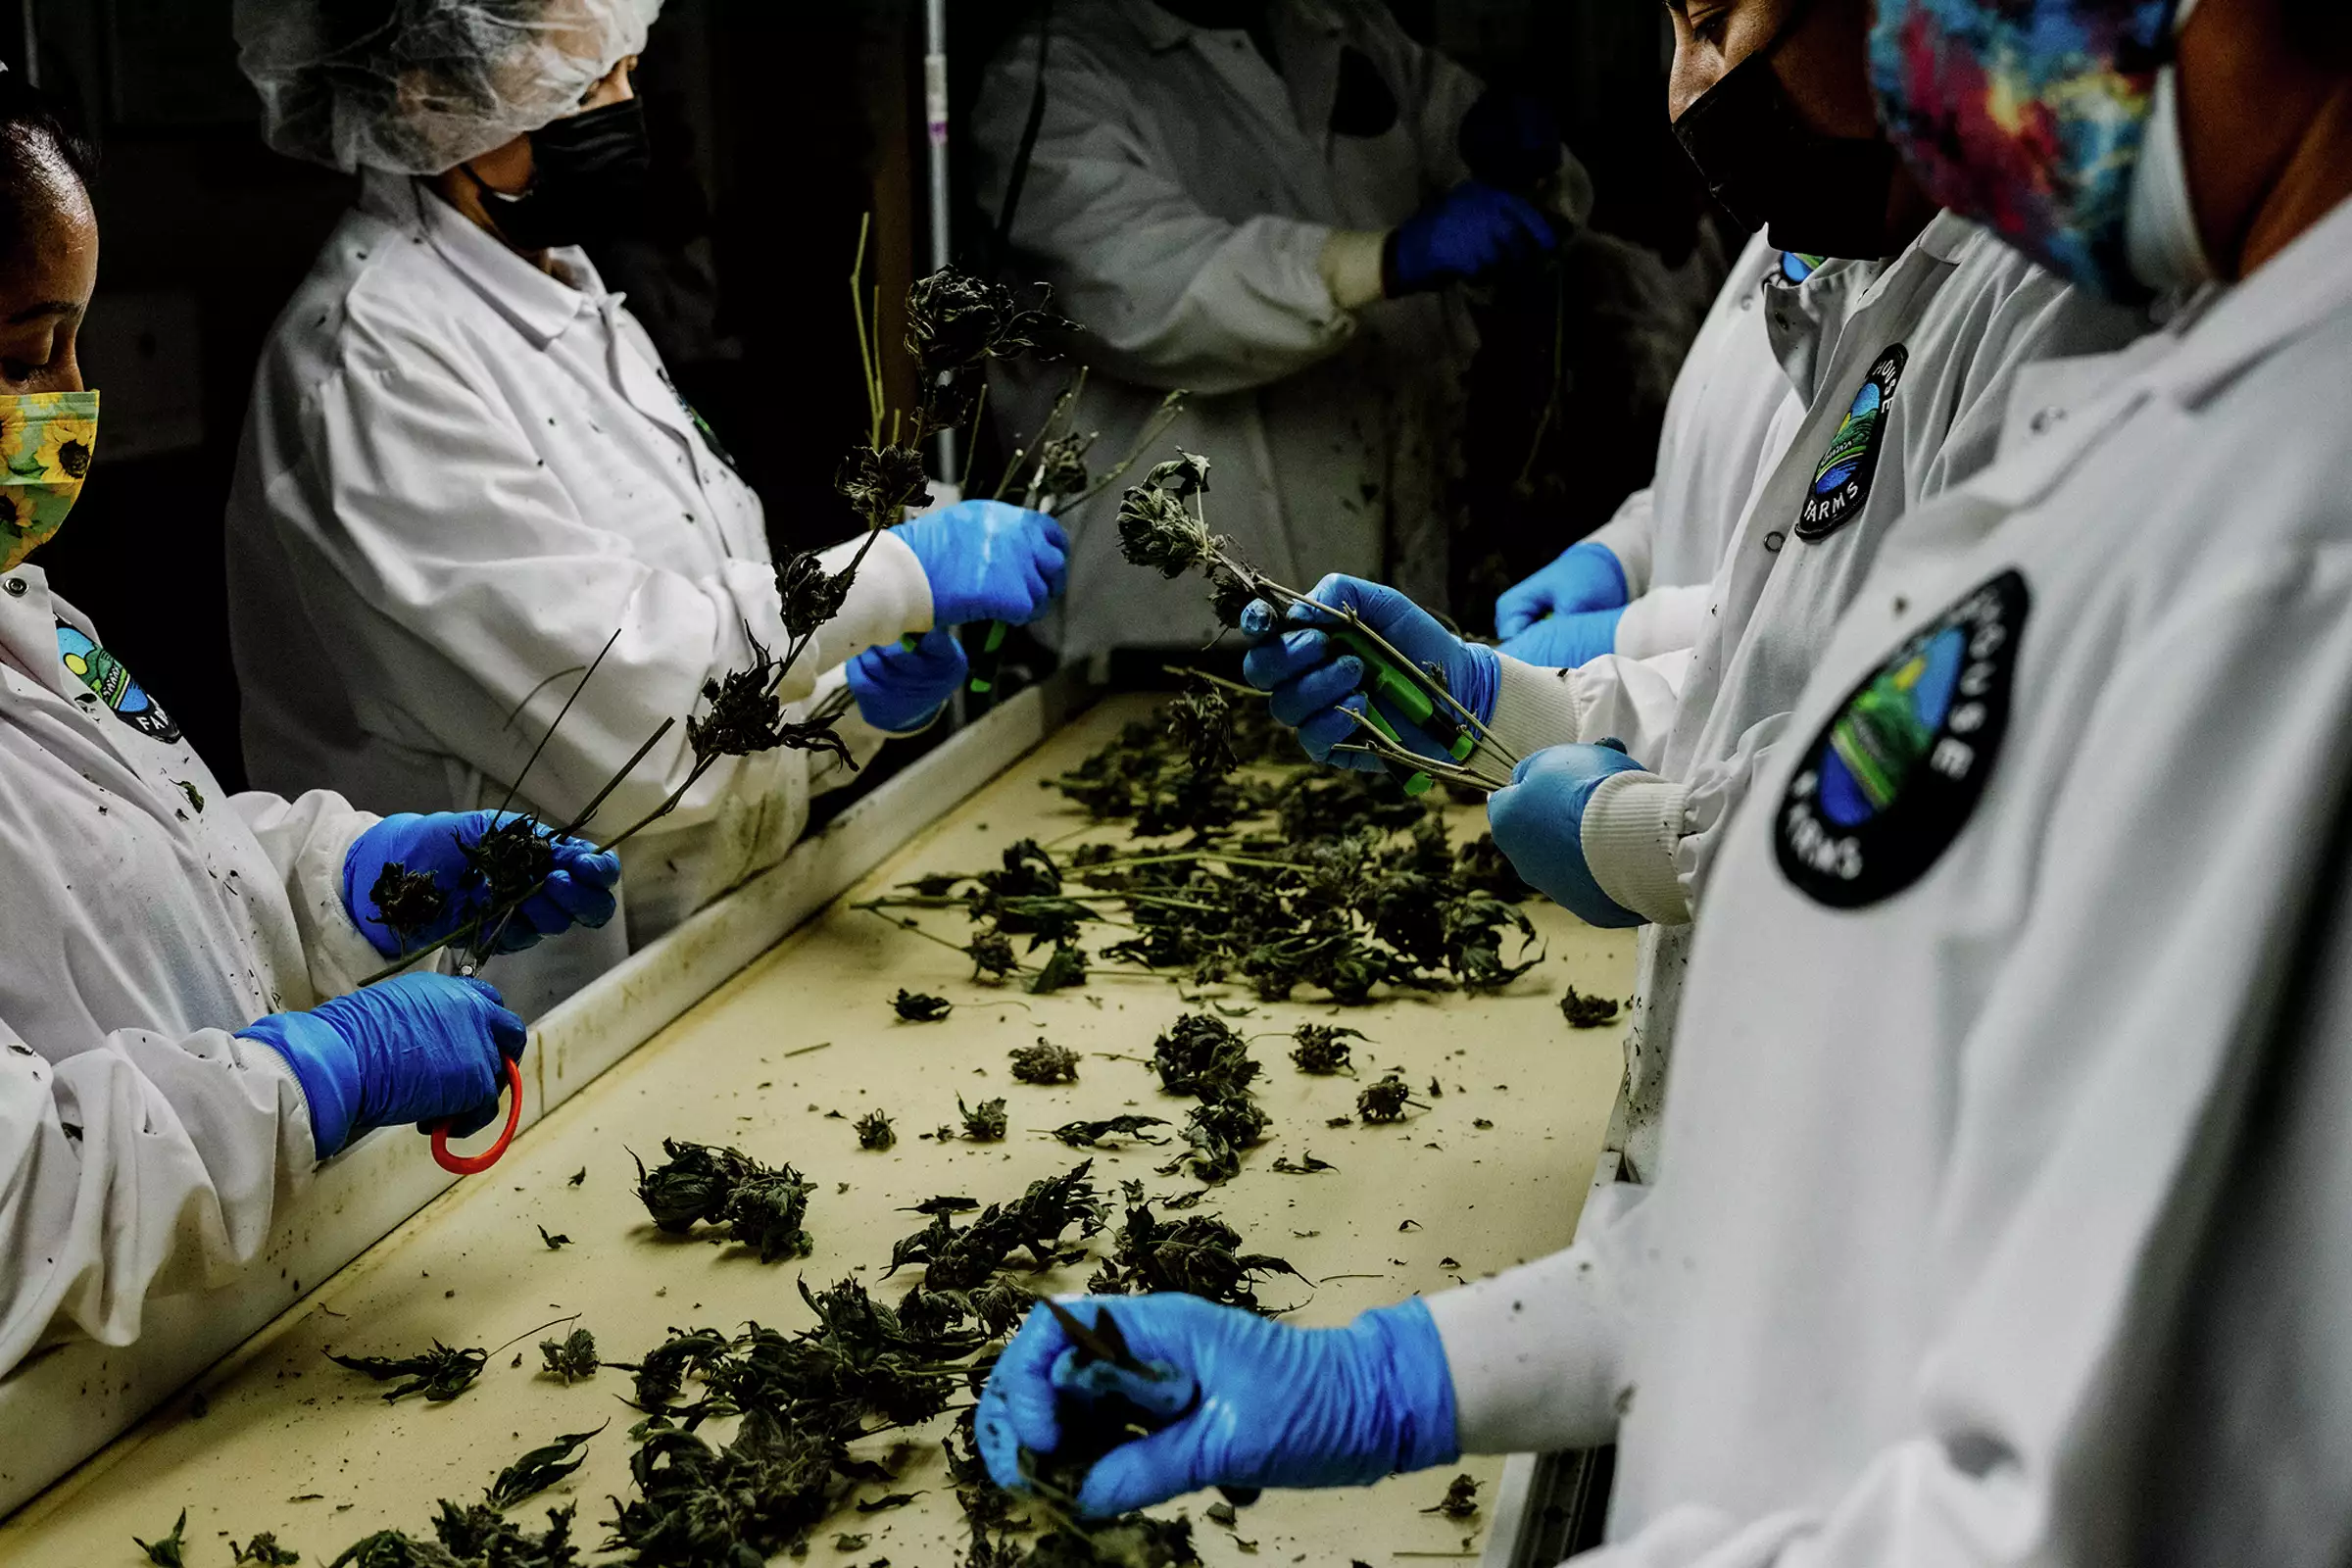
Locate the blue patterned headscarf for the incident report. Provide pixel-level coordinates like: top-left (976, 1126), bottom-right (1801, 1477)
top-left (1869, 0), bottom-right (2177, 297)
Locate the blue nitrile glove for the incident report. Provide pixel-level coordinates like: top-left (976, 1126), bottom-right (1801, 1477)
top-left (1386, 180), bottom-right (1557, 296)
top-left (1486, 742), bottom-right (1648, 927)
top-left (848, 626), bottom-right (967, 733)
top-left (1494, 542), bottom-right (1629, 640)
top-left (894, 500), bottom-right (1069, 626)
top-left (239, 974), bottom-right (529, 1158)
top-left (1498, 606), bottom-right (1625, 669)
top-left (343, 811), bottom-right (621, 959)
top-left (976, 1294), bottom-right (1457, 1518)
top-left (1240, 573), bottom-right (1498, 772)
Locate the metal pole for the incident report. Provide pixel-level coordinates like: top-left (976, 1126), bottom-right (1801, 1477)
top-left (924, 0), bottom-right (957, 487)
top-left (19, 0), bottom-right (36, 85)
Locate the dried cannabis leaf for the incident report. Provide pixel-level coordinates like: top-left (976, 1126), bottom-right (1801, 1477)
top-left (134, 1508), bottom-right (189, 1568)
top-left (892, 990), bottom-right (954, 1022)
top-left (1028, 943), bottom-right (1089, 995)
top-left (538, 1224), bottom-right (570, 1250)
top-left (539, 1328), bottom-right (599, 1384)
top-left (486, 1424), bottom-right (605, 1510)
top-left (1052, 1115), bottom-right (1171, 1150)
top-left (326, 1341), bottom-right (488, 1403)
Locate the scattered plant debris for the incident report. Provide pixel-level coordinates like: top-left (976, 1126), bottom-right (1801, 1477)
top-left (538, 1225), bottom-right (570, 1250)
top-left (135, 1509), bottom-right (189, 1567)
top-left (893, 990), bottom-right (954, 1022)
top-left (857, 1111), bottom-right (898, 1151)
top-left (326, 1341), bottom-right (487, 1403)
top-left (1561, 987), bottom-right (1623, 1028)
top-left (328, 1501), bottom-right (580, 1568)
top-left (231, 1533), bottom-right (301, 1565)
top-left (1270, 1153), bottom-right (1337, 1175)
top-left (1422, 1474), bottom-right (1482, 1519)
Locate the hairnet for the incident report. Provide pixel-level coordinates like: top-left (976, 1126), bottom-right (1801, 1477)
top-left (233, 0), bottom-right (662, 175)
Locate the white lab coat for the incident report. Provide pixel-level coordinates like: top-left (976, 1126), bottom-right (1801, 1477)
top-left (970, 0), bottom-right (1493, 655)
top-left (0, 565), bottom-right (382, 1376)
top-left (227, 172), bottom-right (928, 1004)
top-left (1497, 214), bottom-right (2146, 1174)
top-left (1428, 190), bottom-right (2352, 1567)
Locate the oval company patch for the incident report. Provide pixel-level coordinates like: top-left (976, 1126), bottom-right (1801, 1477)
top-left (1776, 569), bottom-right (2027, 907)
top-left (1798, 344), bottom-right (1908, 541)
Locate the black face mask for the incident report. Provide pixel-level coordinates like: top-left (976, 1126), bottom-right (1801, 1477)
top-left (478, 97), bottom-right (653, 252)
top-left (1671, 2), bottom-right (1901, 261)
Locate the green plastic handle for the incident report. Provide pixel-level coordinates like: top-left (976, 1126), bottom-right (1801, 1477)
top-left (1333, 630), bottom-right (1476, 764)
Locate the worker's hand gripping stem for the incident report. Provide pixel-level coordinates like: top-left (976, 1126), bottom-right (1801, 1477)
top-left (343, 811), bottom-right (619, 959)
top-left (976, 1294), bottom-right (1459, 1518)
top-left (1240, 574), bottom-right (1501, 786)
top-left (893, 500), bottom-right (1069, 628)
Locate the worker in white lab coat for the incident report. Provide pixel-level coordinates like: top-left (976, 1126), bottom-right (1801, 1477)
top-left (224, 0), bottom-right (1068, 1014)
top-left (1245, 0), bottom-right (2146, 1174)
top-left (981, 0), bottom-right (2352, 1557)
top-left (969, 0), bottom-right (1592, 658)
top-left (0, 73), bottom-right (621, 1378)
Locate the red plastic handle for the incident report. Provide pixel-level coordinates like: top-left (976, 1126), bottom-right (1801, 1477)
top-left (431, 1055), bottom-right (524, 1176)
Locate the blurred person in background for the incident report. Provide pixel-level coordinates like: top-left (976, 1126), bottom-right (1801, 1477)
top-left (970, 0), bottom-right (1592, 662)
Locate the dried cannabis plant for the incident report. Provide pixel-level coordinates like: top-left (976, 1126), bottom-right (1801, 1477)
top-left (893, 989), bottom-right (955, 1022)
top-left (486, 1425), bottom-right (604, 1510)
top-left (1290, 1023), bottom-right (1366, 1075)
top-left (326, 1341), bottom-right (488, 1404)
top-left (539, 1329), bottom-right (599, 1384)
top-left (1560, 986), bottom-right (1624, 1028)
top-left (1010, 1041), bottom-right (1082, 1084)
top-left (856, 1111), bottom-right (898, 1151)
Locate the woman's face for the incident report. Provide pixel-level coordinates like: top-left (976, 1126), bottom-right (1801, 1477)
top-left (0, 158), bottom-right (96, 396)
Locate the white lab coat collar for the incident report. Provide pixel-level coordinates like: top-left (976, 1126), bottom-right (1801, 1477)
top-left (2158, 190), bottom-right (2352, 411)
top-left (357, 169), bottom-right (601, 351)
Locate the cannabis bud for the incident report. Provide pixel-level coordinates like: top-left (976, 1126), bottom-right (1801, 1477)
top-left (1356, 1070), bottom-right (1421, 1124)
top-left (905, 269), bottom-right (1078, 377)
top-left (837, 442), bottom-right (934, 524)
top-left (1290, 1023), bottom-right (1365, 1075)
top-left (857, 1110), bottom-right (897, 1151)
top-left (461, 815), bottom-right (555, 922)
top-left (367, 862), bottom-right (448, 949)
top-left (1423, 1473), bottom-right (1482, 1519)
top-left (1009, 1040), bottom-right (1081, 1084)
top-left (967, 931), bottom-right (1018, 982)
top-left (959, 1096), bottom-right (1008, 1142)
top-left (1561, 986), bottom-right (1624, 1028)
top-left (1116, 483), bottom-right (1212, 579)
top-left (687, 652), bottom-right (786, 762)
top-left (1167, 685), bottom-right (1239, 778)
top-left (1032, 428), bottom-right (1098, 504)
top-left (1152, 1012), bottom-right (1260, 1100)
top-left (777, 550), bottom-right (857, 641)
top-left (538, 1329), bottom-right (599, 1385)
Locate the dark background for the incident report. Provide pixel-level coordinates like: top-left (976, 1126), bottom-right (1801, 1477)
top-left (9, 0), bottom-right (1709, 794)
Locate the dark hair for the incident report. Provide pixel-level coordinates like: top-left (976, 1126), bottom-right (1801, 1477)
top-left (2280, 0), bottom-right (2352, 64)
top-left (0, 69), bottom-right (96, 266)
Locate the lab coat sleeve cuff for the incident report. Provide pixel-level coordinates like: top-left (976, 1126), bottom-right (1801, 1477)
top-left (1583, 490), bottom-right (1656, 597)
top-left (229, 790), bottom-right (407, 1002)
top-left (1581, 771), bottom-right (1692, 925)
top-left (1614, 584), bottom-right (1708, 662)
top-left (1483, 655), bottom-right (1586, 763)
top-left (1423, 1236), bottom-right (1641, 1455)
top-left (819, 529), bottom-right (934, 655)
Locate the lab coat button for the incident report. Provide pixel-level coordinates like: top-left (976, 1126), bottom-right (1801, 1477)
top-left (1763, 531), bottom-right (1786, 554)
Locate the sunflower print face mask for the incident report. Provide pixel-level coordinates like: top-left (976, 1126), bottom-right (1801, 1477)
top-left (0, 390), bottom-right (98, 573)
